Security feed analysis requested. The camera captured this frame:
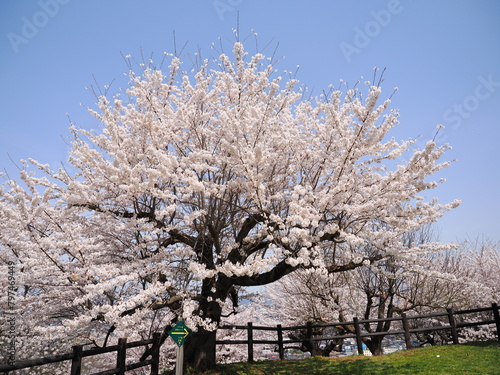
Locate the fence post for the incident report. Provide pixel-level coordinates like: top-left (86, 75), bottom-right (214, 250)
top-left (353, 317), bottom-right (364, 355)
top-left (401, 313), bottom-right (412, 349)
top-left (306, 321), bottom-right (316, 356)
top-left (277, 324), bottom-right (284, 360)
top-left (117, 338), bottom-right (127, 375)
top-left (447, 308), bottom-right (459, 345)
top-left (70, 344), bottom-right (83, 375)
top-left (492, 303), bottom-right (500, 342)
top-left (247, 322), bottom-right (254, 363)
top-left (150, 332), bottom-right (161, 375)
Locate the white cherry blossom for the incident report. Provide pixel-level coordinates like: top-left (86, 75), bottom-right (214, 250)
top-left (0, 41), bottom-right (459, 371)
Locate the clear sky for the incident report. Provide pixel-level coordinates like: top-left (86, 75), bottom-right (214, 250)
top-left (1, 0), bottom-right (499, 243)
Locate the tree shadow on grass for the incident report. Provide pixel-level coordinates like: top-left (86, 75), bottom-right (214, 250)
top-left (461, 340), bottom-right (500, 348)
top-left (186, 342), bottom-right (500, 375)
top-left (217, 356), bottom-right (398, 375)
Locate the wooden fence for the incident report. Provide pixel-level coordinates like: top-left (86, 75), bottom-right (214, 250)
top-left (1, 303), bottom-right (499, 373)
top-left (216, 303), bottom-right (500, 362)
top-left (0, 332), bottom-right (161, 375)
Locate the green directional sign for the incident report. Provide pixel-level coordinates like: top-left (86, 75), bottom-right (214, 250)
top-left (168, 321), bottom-right (191, 347)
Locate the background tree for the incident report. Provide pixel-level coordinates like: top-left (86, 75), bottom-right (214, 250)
top-left (261, 226), bottom-right (496, 356)
top-left (460, 236), bottom-right (500, 302)
top-left (0, 41), bottom-right (459, 371)
top-left (440, 237), bottom-right (500, 344)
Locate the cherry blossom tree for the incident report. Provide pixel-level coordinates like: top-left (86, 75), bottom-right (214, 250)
top-left (460, 237), bottom-right (500, 302)
top-left (0, 41), bottom-right (459, 371)
top-left (446, 237), bottom-right (500, 343)
top-left (261, 229), bottom-right (498, 356)
top-left (259, 228), bottom-right (454, 356)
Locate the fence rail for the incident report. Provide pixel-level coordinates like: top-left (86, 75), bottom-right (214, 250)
top-left (1, 303), bottom-right (499, 373)
top-left (0, 332), bottom-right (161, 375)
top-left (216, 303), bottom-right (500, 362)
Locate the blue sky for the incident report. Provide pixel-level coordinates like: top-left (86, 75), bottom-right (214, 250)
top-left (1, 0), bottom-right (499, 243)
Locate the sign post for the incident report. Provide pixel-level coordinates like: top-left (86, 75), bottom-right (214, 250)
top-left (168, 321), bottom-right (191, 375)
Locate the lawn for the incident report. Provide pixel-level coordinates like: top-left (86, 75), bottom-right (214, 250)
top-left (164, 340), bottom-right (500, 375)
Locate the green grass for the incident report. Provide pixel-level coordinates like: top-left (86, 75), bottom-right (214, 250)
top-left (167, 340), bottom-right (500, 375)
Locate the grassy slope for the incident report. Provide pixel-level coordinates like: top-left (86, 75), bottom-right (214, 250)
top-left (169, 341), bottom-right (500, 375)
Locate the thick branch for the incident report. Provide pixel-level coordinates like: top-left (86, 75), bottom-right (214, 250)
top-left (326, 254), bottom-right (383, 273)
top-left (236, 213), bottom-right (266, 243)
top-left (230, 259), bottom-right (297, 287)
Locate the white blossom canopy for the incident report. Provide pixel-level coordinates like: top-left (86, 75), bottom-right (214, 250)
top-left (0, 42), bottom-right (459, 357)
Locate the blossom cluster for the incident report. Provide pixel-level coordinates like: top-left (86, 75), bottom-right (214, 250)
top-left (0, 41), bottom-right (460, 365)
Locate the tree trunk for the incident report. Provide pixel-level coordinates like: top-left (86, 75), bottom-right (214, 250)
top-left (184, 328), bottom-right (217, 372)
top-left (184, 291), bottom-right (223, 372)
top-left (364, 336), bottom-right (385, 356)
